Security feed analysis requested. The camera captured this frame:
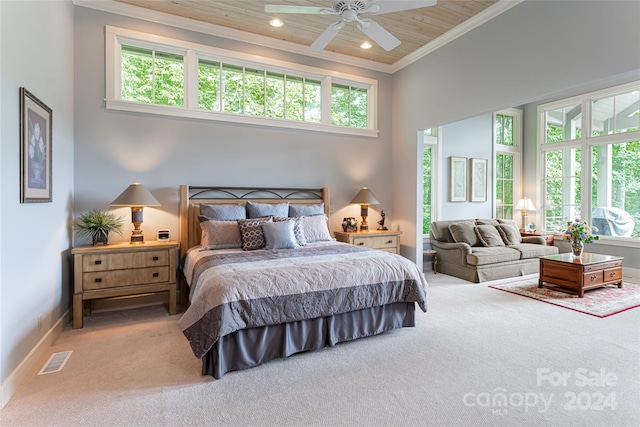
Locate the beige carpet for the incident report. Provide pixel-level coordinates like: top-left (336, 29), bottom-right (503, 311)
top-left (1, 273), bottom-right (639, 426)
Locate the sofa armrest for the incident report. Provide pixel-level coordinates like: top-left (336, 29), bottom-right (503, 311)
top-left (431, 240), bottom-right (472, 265)
top-left (521, 236), bottom-right (545, 245)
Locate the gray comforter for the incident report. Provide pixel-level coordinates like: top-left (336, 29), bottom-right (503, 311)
top-left (179, 242), bottom-right (428, 358)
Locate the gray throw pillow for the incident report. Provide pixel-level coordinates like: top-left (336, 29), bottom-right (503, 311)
top-left (289, 203), bottom-right (325, 217)
top-left (261, 221), bottom-right (299, 250)
top-left (449, 222), bottom-right (481, 247)
top-left (475, 225), bottom-right (506, 247)
top-left (246, 201), bottom-right (289, 219)
top-left (274, 216), bottom-right (306, 246)
top-left (198, 216), bottom-right (242, 250)
top-left (200, 203), bottom-right (246, 220)
top-left (497, 224), bottom-right (522, 245)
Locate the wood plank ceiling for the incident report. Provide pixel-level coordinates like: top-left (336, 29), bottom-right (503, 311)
top-left (113, 0), bottom-right (499, 65)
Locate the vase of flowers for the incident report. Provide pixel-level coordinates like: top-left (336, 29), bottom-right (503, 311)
top-left (342, 217), bottom-right (357, 232)
top-left (563, 219), bottom-right (599, 257)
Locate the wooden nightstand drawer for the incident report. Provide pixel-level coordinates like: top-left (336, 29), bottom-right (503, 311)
top-left (353, 235), bottom-right (398, 249)
top-left (83, 266), bottom-right (170, 290)
top-left (82, 250), bottom-right (169, 272)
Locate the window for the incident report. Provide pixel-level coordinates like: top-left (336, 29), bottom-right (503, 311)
top-left (494, 109), bottom-right (522, 220)
top-left (422, 128), bottom-right (439, 236)
top-left (539, 81), bottom-right (640, 239)
top-left (107, 26), bottom-right (377, 136)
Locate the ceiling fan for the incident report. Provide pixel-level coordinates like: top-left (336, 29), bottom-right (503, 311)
top-left (265, 0), bottom-right (437, 52)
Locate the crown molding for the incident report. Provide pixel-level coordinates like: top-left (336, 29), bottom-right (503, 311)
top-left (390, 0), bottom-right (525, 73)
top-left (73, 0), bottom-right (524, 75)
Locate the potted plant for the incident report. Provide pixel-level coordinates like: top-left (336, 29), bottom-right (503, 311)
top-left (75, 209), bottom-right (125, 245)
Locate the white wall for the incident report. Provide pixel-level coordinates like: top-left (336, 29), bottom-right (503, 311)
top-left (73, 7), bottom-right (395, 245)
top-left (0, 0), bottom-right (74, 406)
top-left (392, 0), bottom-right (640, 263)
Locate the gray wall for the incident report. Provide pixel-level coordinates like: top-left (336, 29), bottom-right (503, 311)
top-left (0, 0), bottom-right (75, 393)
top-left (392, 0), bottom-right (640, 264)
top-left (73, 7), bottom-right (395, 244)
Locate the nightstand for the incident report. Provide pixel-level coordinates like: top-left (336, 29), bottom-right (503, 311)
top-left (72, 240), bottom-right (178, 328)
top-left (334, 230), bottom-right (401, 254)
top-left (520, 232), bottom-right (555, 246)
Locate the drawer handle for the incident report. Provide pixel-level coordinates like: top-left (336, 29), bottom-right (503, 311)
top-left (94, 260), bottom-right (102, 265)
top-left (590, 275), bottom-right (597, 281)
top-left (386, 240), bottom-right (393, 244)
top-left (152, 256), bottom-right (159, 261)
top-left (358, 243), bottom-right (364, 246)
top-left (152, 272), bottom-right (159, 278)
top-left (95, 278), bottom-right (102, 283)
top-left (610, 272), bottom-right (617, 277)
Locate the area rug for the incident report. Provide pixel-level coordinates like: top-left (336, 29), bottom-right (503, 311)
top-left (489, 277), bottom-right (640, 318)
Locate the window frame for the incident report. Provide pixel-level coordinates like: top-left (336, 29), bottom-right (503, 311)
top-left (421, 128), bottom-right (441, 240)
top-left (493, 108), bottom-right (523, 221)
top-left (537, 80), bottom-right (640, 244)
top-left (105, 26), bottom-right (378, 137)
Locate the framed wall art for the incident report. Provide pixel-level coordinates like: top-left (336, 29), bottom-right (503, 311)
top-left (20, 87), bottom-right (52, 203)
top-left (450, 156), bottom-right (467, 202)
top-left (470, 158), bottom-right (488, 202)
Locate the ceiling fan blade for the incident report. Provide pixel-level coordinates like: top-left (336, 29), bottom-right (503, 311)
top-left (357, 19), bottom-right (400, 51)
top-left (367, 0), bottom-right (437, 15)
top-left (264, 5), bottom-right (326, 14)
top-left (309, 21), bottom-right (344, 51)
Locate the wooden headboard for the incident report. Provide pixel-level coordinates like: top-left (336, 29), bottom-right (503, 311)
top-left (179, 185), bottom-right (329, 259)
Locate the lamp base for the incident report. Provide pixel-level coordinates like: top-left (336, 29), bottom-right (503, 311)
top-left (130, 235), bottom-right (145, 244)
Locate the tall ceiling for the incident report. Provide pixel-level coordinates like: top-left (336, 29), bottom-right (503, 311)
top-left (111, 0), bottom-right (501, 66)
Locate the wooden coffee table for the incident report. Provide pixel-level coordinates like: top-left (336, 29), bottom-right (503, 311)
top-left (538, 253), bottom-right (624, 298)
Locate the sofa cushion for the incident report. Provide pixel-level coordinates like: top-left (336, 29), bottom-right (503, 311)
top-left (497, 224), bottom-right (522, 245)
top-left (509, 243), bottom-right (559, 259)
top-left (475, 225), bottom-right (505, 247)
top-left (476, 218), bottom-right (500, 226)
top-left (450, 222), bottom-right (481, 247)
top-left (466, 247), bottom-right (521, 266)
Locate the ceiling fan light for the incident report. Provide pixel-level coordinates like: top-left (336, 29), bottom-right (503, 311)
top-left (269, 18), bottom-right (284, 27)
top-left (360, 41), bottom-right (372, 49)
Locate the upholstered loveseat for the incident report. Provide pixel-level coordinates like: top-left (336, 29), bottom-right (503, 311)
top-left (429, 219), bottom-right (559, 282)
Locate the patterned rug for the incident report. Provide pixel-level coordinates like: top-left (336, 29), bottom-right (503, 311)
top-left (489, 277), bottom-right (640, 318)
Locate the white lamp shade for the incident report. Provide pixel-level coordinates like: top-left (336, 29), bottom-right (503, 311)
top-left (515, 197), bottom-right (537, 212)
top-left (111, 183), bottom-right (160, 207)
top-left (350, 187), bottom-right (381, 205)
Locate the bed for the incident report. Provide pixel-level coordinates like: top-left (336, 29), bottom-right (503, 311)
top-left (177, 185), bottom-right (428, 378)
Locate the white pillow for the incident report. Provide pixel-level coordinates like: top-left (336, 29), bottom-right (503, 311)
top-left (198, 216), bottom-right (242, 250)
top-left (302, 214), bottom-right (332, 243)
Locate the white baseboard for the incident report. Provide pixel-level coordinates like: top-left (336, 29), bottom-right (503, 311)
top-left (623, 266), bottom-right (640, 284)
top-left (1, 309), bottom-right (70, 409)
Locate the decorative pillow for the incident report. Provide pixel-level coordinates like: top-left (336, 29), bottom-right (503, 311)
top-left (497, 224), bottom-right (522, 245)
top-left (475, 225), bottom-right (506, 247)
top-left (301, 214), bottom-right (332, 243)
top-left (200, 203), bottom-right (246, 220)
top-left (476, 218), bottom-right (500, 226)
top-left (238, 217), bottom-right (273, 251)
top-left (449, 222), bottom-right (481, 247)
top-left (261, 221), bottom-right (299, 250)
top-left (274, 216), bottom-right (306, 246)
top-left (246, 201), bottom-right (289, 219)
top-left (198, 216), bottom-right (242, 250)
top-left (289, 203), bottom-right (325, 217)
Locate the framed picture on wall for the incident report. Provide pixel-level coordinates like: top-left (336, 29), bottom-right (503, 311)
top-left (450, 156), bottom-right (467, 202)
top-left (20, 87), bottom-right (52, 203)
top-left (470, 158), bottom-right (487, 202)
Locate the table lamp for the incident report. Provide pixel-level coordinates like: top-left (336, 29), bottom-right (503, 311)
top-left (111, 183), bottom-right (161, 244)
top-left (350, 187), bottom-right (380, 231)
top-left (515, 197), bottom-right (537, 232)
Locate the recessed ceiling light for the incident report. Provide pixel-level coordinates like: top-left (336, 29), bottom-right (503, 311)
top-left (269, 18), bottom-right (283, 27)
top-left (360, 42), bottom-right (372, 49)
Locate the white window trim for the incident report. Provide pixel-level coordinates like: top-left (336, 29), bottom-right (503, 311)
top-left (421, 129), bottom-right (441, 241)
top-left (537, 80), bottom-right (640, 241)
top-left (493, 108), bottom-right (523, 220)
top-left (105, 26), bottom-right (379, 137)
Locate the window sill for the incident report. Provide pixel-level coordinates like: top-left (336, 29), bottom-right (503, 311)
top-left (105, 99), bottom-right (379, 138)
